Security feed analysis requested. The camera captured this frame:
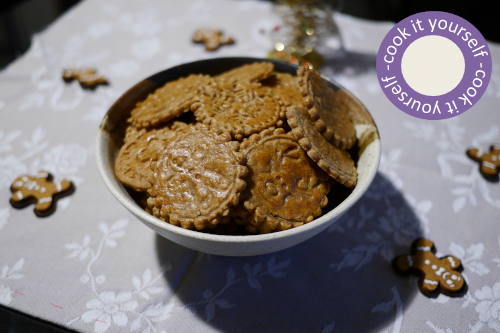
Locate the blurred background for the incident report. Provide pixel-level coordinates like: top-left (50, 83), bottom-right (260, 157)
top-left (1, 0), bottom-right (498, 70)
top-left (0, 0), bottom-right (80, 69)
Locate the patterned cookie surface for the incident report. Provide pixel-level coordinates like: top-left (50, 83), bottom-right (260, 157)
top-left (129, 74), bottom-right (210, 129)
top-left (287, 105), bottom-right (357, 188)
top-left (191, 80), bottom-right (284, 140)
top-left (147, 125), bottom-right (247, 230)
top-left (261, 72), bottom-right (304, 107)
top-left (298, 66), bottom-right (356, 149)
top-left (234, 128), bottom-right (330, 233)
top-left (115, 121), bottom-right (190, 192)
top-left (10, 171), bottom-right (74, 217)
top-left (215, 62), bottom-right (274, 84)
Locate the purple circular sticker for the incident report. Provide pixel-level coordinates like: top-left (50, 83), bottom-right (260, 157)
top-left (376, 11), bottom-right (492, 120)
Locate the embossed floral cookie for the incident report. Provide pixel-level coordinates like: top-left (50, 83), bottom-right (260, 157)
top-left (147, 125), bottom-right (248, 230)
top-left (129, 74), bottom-right (210, 129)
top-left (191, 80), bottom-right (285, 140)
top-left (297, 65), bottom-right (356, 149)
top-left (233, 128), bottom-right (330, 233)
top-left (115, 121), bottom-right (190, 191)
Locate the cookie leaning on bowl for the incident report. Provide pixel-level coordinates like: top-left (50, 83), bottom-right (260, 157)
top-left (286, 104), bottom-right (357, 188)
top-left (297, 66), bottom-right (356, 150)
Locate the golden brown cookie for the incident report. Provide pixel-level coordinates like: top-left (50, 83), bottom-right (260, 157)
top-left (297, 66), bottom-right (356, 149)
top-left (261, 72), bottom-right (304, 107)
top-left (215, 62), bottom-right (274, 84)
top-left (115, 121), bottom-right (190, 192)
top-left (234, 128), bottom-right (330, 233)
top-left (467, 144), bottom-right (500, 178)
top-left (147, 124), bottom-right (247, 230)
top-left (286, 105), bottom-right (357, 188)
top-left (10, 171), bottom-right (74, 217)
top-left (63, 68), bottom-right (108, 89)
top-left (129, 74), bottom-right (210, 129)
top-left (192, 28), bottom-right (234, 51)
top-left (191, 80), bottom-right (285, 141)
top-left (393, 238), bottom-right (466, 297)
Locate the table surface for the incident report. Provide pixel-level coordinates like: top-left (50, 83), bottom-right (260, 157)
top-left (1, 1), bottom-right (500, 332)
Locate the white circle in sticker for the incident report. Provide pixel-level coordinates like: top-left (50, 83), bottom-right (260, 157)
top-left (401, 35), bottom-right (465, 96)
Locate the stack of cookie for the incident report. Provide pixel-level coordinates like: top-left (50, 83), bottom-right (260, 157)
top-left (115, 62), bottom-right (357, 234)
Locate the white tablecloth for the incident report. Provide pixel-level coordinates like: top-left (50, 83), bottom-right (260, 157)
top-left (1, 1), bottom-right (500, 332)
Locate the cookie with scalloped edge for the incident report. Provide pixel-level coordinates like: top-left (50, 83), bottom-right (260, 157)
top-left (128, 74), bottom-right (210, 129)
top-left (297, 66), bottom-right (356, 149)
top-left (147, 124), bottom-right (248, 230)
top-left (233, 128), bottom-right (330, 234)
top-left (191, 79), bottom-right (285, 141)
top-left (286, 105), bottom-right (357, 188)
top-left (215, 62), bottom-right (274, 84)
top-left (115, 121), bottom-right (190, 192)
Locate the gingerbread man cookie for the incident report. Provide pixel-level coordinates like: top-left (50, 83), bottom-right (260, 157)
top-left (192, 28), bottom-right (234, 51)
top-left (467, 144), bottom-right (500, 178)
top-left (393, 238), bottom-right (466, 297)
top-left (63, 68), bottom-right (108, 89)
top-left (10, 171), bottom-right (74, 217)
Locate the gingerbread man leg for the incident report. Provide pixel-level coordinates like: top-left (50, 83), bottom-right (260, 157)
top-left (481, 161), bottom-right (499, 177)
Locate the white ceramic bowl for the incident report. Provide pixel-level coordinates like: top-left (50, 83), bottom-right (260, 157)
top-left (96, 57), bottom-right (380, 256)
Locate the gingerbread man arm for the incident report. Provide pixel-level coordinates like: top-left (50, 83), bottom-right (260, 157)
top-left (443, 255), bottom-right (461, 269)
top-left (466, 148), bottom-right (483, 161)
top-left (395, 255), bottom-right (413, 272)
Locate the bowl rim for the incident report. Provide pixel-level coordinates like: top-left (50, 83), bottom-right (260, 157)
top-left (96, 57), bottom-right (381, 246)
